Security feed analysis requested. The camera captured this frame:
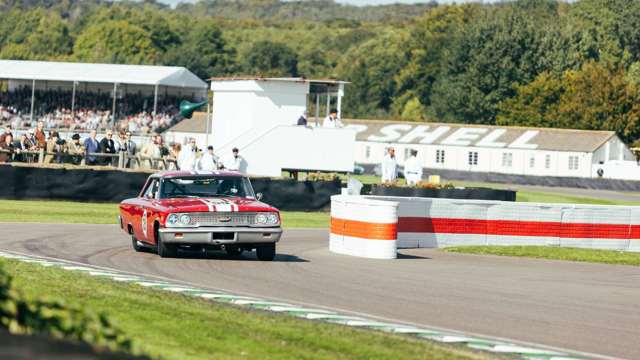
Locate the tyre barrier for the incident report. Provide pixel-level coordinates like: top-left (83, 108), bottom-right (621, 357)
top-left (330, 195), bottom-right (640, 258)
top-left (330, 195), bottom-right (399, 259)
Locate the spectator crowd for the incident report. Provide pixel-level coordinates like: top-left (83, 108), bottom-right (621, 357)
top-left (0, 88), bottom-right (183, 135)
top-left (0, 122), bottom-right (247, 173)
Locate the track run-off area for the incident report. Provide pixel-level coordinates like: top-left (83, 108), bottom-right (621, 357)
top-left (1, 223), bottom-right (638, 359)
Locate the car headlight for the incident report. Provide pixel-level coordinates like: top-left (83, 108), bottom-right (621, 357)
top-left (255, 212), bottom-right (279, 226)
top-left (266, 213), bottom-right (279, 225)
top-left (167, 214), bottom-right (179, 226)
top-left (179, 214), bottom-right (192, 225)
top-left (255, 213), bottom-right (268, 224)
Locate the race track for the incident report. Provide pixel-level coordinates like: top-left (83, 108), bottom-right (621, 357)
top-left (2, 223), bottom-right (639, 359)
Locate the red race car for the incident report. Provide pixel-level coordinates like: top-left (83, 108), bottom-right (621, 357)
top-left (118, 170), bottom-right (282, 260)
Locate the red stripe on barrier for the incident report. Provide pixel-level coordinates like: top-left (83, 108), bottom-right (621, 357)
top-left (398, 217), bottom-right (640, 240)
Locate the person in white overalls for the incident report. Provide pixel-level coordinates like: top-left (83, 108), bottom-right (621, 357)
top-left (381, 147), bottom-right (398, 183)
top-left (404, 149), bottom-right (423, 186)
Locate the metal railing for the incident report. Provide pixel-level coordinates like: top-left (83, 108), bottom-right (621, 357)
top-left (0, 148), bottom-right (177, 170)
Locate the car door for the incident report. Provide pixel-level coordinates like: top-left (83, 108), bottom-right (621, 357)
top-left (137, 178), bottom-right (160, 243)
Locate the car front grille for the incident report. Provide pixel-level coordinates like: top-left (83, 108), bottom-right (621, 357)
top-left (188, 212), bottom-right (257, 227)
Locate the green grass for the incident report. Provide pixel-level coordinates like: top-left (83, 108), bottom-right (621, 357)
top-left (514, 190), bottom-right (640, 205)
top-left (444, 246), bottom-right (640, 266)
top-left (0, 258), bottom-right (485, 360)
top-left (0, 200), bottom-right (328, 228)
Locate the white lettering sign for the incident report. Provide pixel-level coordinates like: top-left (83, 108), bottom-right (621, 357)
top-left (441, 128), bottom-right (488, 146)
top-left (509, 130), bottom-right (539, 149)
top-left (398, 125), bottom-right (450, 144)
top-left (476, 129), bottom-right (507, 148)
top-left (368, 124), bottom-right (412, 142)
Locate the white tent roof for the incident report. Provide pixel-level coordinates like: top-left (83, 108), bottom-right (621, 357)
top-left (0, 60), bottom-right (207, 89)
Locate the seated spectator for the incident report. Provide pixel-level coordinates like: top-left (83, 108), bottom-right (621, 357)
top-left (44, 131), bottom-right (65, 164)
top-left (0, 124), bottom-right (12, 144)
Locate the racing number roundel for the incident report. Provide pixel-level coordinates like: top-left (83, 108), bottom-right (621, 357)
top-left (141, 209), bottom-right (148, 238)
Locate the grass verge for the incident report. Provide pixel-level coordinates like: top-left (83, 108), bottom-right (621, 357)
top-left (0, 200), bottom-right (328, 228)
top-left (0, 258), bottom-right (485, 360)
top-left (444, 246), bottom-right (640, 266)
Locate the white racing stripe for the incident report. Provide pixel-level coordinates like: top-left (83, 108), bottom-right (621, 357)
top-left (200, 199), bottom-right (215, 212)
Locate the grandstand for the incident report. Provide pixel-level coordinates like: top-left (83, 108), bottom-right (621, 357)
top-left (0, 60), bottom-right (207, 134)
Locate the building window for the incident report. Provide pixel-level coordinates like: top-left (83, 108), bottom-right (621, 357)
top-left (436, 149), bottom-right (445, 164)
top-left (529, 156), bottom-right (535, 168)
top-left (568, 156), bottom-right (579, 170)
top-left (365, 146), bottom-right (371, 159)
top-left (468, 151), bottom-right (478, 166)
top-left (502, 152), bottom-right (513, 168)
top-left (545, 154), bottom-right (551, 169)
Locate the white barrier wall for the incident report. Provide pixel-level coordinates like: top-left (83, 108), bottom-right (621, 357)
top-left (330, 195), bottom-right (399, 259)
top-left (331, 195), bottom-right (640, 254)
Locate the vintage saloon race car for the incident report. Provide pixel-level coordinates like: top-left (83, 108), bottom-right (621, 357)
top-left (118, 171), bottom-right (282, 260)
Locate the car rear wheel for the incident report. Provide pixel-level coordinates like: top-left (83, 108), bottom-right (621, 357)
top-left (131, 235), bottom-right (145, 252)
top-left (256, 244), bottom-right (275, 261)
top-left (157, 234), bottom-right (177, 258)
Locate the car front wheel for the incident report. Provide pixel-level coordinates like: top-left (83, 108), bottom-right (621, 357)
top-left (256, 244), bottom-right (275, 261)
top-left (157, 234), bottom-right (177, 258)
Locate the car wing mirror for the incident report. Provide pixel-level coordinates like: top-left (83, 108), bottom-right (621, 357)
top-left (256, 192), bottom-right (263, 201)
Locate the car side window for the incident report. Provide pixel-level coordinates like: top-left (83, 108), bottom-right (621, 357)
top-left (143, 179), bottom-right (159, 199)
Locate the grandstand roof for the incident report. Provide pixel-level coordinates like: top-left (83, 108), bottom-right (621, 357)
top-left (0, 60), bottom-right (207, 88)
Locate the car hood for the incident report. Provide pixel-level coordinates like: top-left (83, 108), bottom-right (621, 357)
top-left (155, 197), bottom-right (278, 213)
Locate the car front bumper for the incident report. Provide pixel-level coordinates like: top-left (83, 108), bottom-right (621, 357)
top-left (158, 226), bottom-right (283, 244)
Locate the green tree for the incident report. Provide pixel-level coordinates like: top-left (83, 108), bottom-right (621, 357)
top-left (244, 40), bottom-right (298, 77)
top-left (335, 30), bottom-right (407, 118)
top-left (163, 21), bottom-right (236, 79)
top-left (429, 0), bottom-right (565, 124)
top-left (73, 20), bottom-right (159, 64)
top-left (24, 14), bottom-right (73, 59)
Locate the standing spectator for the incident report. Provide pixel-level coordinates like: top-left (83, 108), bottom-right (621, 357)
top-left (224, 147), bottom-right (246, 173)
top-left (140, 135), bottom-right (161, 168)
top-left (122, 131), bottom-right (137, 168)
top-left (168, 143), bottom-right (181, 170)
top-left (404, 149), bottom-right (423, 186)
top-left (322, 109), bottom-right (343, 128)
top-left (84, 130), bottom-right (100, 166)
top-left (197, 146), bottom-right (219, 171)
top-left (24, 129), bottom-right (37, 150)
top-left (0, 133), bottom-right (17, 163)
top-left (44, 132), bottom-right (64, 164)
top-left (177, 138), bottom-right (198, 171)
top-left (0, 125), bottom-right (12, 144)
top-left (34, 121), bottom-right (47, 148)
top-left (67, 134), bottom-right (85, 165)
top-left (100, 130), bottom-right (116, 165)
top-left (381, 147), bottom-right (398, 183)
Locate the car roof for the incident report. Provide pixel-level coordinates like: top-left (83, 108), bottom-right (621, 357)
top-left (151, 170), bottom-right (244, 179)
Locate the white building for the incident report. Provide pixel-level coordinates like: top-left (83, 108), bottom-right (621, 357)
top-left (166, 77), bottom-right (356, 177)
top-left (346, 119), bottom-right (639, 180)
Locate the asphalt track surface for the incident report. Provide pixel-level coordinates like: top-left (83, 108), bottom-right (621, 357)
top-left (2, 223), bottom-right (639, 359)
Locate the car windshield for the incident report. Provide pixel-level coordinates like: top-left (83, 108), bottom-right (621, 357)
top-left (160, 176), bottom-right (255, 199)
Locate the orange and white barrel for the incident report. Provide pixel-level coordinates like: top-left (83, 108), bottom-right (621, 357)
top-left (330, 195), bottom-right (398, 259)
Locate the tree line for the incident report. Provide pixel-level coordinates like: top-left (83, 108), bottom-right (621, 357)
top-left (0, 0), bottom-right (639, 144)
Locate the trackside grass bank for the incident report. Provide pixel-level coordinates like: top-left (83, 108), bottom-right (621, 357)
top-left (444, 246), bottom-right (640, 266)
top-left (0, 200), bottom-right (329, 228)
top-left (0, 259), bottom-right (485, 360)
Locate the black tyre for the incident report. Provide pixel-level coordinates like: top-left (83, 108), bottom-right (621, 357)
top-left (225, 246), bottom-right (243, 257)
top-left (131, 235), bottom-right (145, 252)
top-left (256, 244), bottom-right (276, 261)
top-left (157, 234), bottom-right (178, 258)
